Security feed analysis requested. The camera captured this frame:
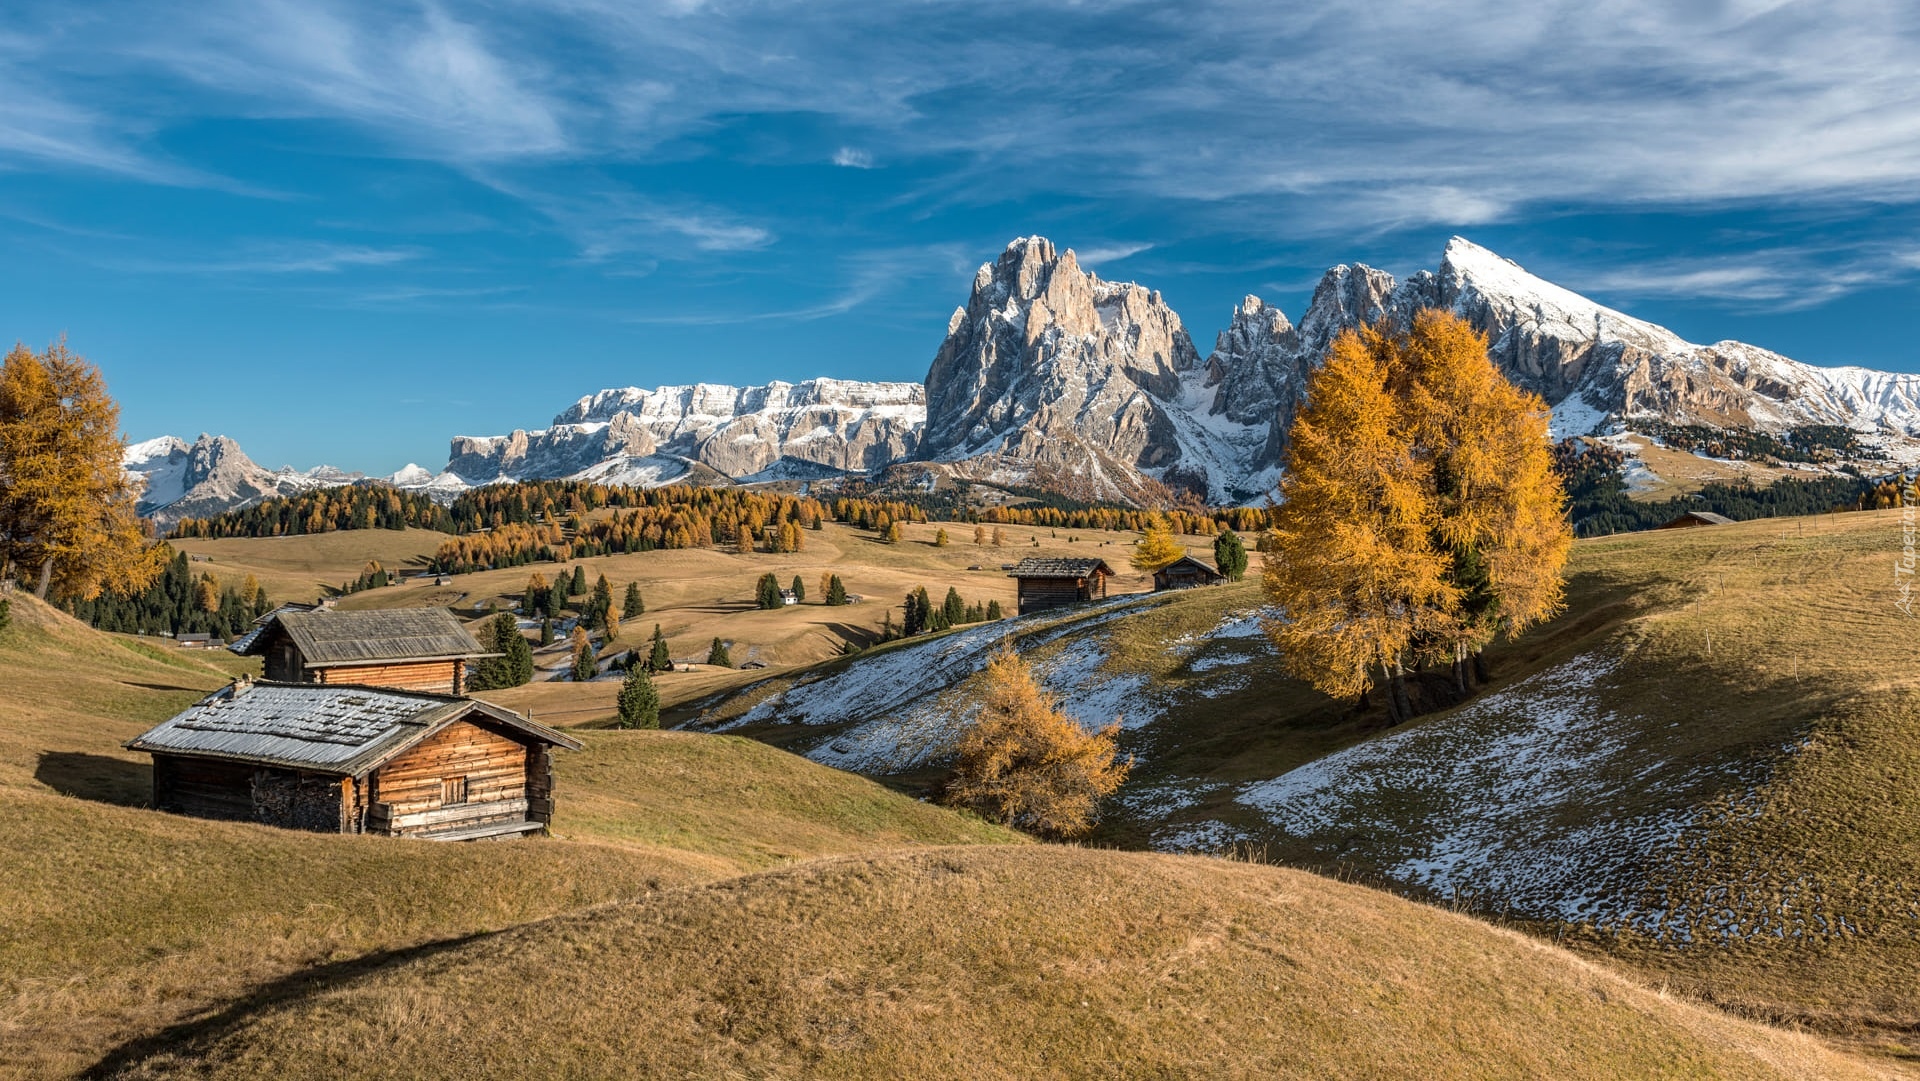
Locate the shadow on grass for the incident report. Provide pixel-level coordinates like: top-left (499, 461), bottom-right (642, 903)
top-left (80, 932), bottom-right (496, 1079)
top-left (35, 751), bottom-right (150, 807)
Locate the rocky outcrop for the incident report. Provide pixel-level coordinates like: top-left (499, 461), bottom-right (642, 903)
top-left (441, 378), bottom-right (925, 488)
top-left (124, 434), bottom-right (360, 527)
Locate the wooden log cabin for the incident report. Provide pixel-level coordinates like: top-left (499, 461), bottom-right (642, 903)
top-left (126, 679), bottom-right (582, 840)
top-left (235, 607), bottom-right (493, 695)
top-left (1153, 555), bottom-right (1225, 591)
top-left (1007, 557), bottom-right (1116, 616)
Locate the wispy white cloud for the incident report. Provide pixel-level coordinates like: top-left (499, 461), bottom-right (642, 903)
top-left (832, 146), bottom-right (873, 168)
top-left (1072, 242), bottom-right (1152, 267)
top-left (1568, 244), bottom-right (1910, 309)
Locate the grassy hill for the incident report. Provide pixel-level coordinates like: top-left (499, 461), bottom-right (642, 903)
top-left (702, 510), bottom-right (1920, 1053)
top-left (0, 593), bottom-right (1015, 1080)
top-left (89, 846), bottom-right (1876, 1080)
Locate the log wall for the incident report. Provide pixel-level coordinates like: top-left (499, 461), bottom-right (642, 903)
top-left (1015, 575), bottom-right (1107, 615)
top-left (367, 719), bottom-right (531, 837)
top-left (317, 659), bottom-right (463, 695)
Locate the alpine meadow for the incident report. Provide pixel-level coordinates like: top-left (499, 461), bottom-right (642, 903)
top-left (7, 3), bottom-right (1920, 1077)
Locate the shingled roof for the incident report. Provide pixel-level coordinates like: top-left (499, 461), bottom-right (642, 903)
top-left (1006, 557), bottom-right (1116, 579)
top-left (126, 680), bottom-right (580, 775)
top-left (238, 607), bottom-right (488, 667)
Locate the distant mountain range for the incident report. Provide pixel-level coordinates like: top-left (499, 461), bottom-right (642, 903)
top-left (128, 236), bottom-right (1920, 523)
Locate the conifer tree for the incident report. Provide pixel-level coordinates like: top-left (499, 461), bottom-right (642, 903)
top-left (885, 521), bottom-right (904, 544)
top-left (569, 624), bottom-right (595, 681)
top-left (818, 570), bottom-right (833, 603)
top-left (616, 663), bottom-right (660, 729)
top-left (1130, 524), bottom-right (1184, 573)
top-left (706, 636), bottom-right (731, 667)
top-left (605, 611), bottom-right (621, 642)
top-left (540, 617), bottom-right (554, 646)
top-left (648, 624), bottom-right (672, 672)
top-left (942, 586), bottom-right (966, 627)
top-left (826, 574), bottom-right (847, 606)
top-left (569, 566), bottom-right (587, 596)
top-left (756, 571), bottom-right (784, 610)
top-left (503, 617), bottom-right (534, 686)
top-left (944, 641), bottom-right (1130, 838)
top-left (789, 574), bottom-right (805, 604)
top-left (986, 599), bottom-right (1003, 621)
top-left (0, 341), bottom-right (161, 600)
top-left (623, 581), bottom-right (644, 619)
top-left (1213, 531), bottom-right (1248, 582)
top-left (1261, 321), bottom-right (1458, 723)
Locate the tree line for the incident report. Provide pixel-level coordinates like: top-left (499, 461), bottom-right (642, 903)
top-left (170, 486), bottom-right (454, 538)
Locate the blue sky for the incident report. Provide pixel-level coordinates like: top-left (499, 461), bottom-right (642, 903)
top-left (4, 0), bottom-right (1918, 473)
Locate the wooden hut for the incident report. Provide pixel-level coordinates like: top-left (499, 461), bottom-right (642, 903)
top-left (1153, 555), bottom-right (1224, 591)
top-left (1656, 510), bottom-right (1736, 530)
top-left (1007, 557), bottom-right (1115, 615)
top-left (127, 679), bottom-right (582, 840)
top-left (234, 607), bottom-right (491, 695)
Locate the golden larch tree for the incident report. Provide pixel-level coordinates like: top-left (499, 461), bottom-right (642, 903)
top-left (1129, 523), bottom-right (1185, 573)
top-left (1262, 323), bottom-right (1459, 724)
top-left (0, 341), bottom-right (161, 599)
top-left (944, 641), bottom-right (1131, 838)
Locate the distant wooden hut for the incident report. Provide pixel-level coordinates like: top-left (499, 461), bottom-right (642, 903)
top-left (1007, 557), bottom-right (1115, 616)
top-left (127, 679), bottom-right (582, 840)
top-left (1656, 510), bottom-right (1736, 530)
top-left (234, 607), bottom-right (492, 695)
top-left (1153, 555), bottom-right (1224, 591)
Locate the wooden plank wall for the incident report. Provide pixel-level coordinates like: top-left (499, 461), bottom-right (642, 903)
top-left (368, 719), bottom-right (530, 837)
top-left (317, 659), bottom-right (461, 695)
top-left (1017, 576), bottom-right (1094, 615)
top-left (152, 755), bottom-right (345, 832)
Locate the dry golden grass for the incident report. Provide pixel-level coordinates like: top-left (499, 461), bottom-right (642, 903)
top-left (1621, 435), bottom-right (1806, 501)
top-left (0, 592), bottom-right (1018, 1080)
top-left (168, 528), bottom-right (446, 602)
top-left (95, 847), bottom-right (1880, 1081)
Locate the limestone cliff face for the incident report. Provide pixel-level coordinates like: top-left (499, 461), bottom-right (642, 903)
top-left (443, 378), bottom-right (925, 486)
top-left (124, 434), bottom-right (360, 527)
top-left (917, 237), bottom-right (1205, 501)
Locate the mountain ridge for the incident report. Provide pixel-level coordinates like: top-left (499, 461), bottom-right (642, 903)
top-left (128, 235), bottom-right (1920, 520)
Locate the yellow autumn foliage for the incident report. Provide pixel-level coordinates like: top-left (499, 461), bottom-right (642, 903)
top-left (945, 642), bottom-right (1131, 838)
top-left (1128, 525), bottom-right (1185, 573)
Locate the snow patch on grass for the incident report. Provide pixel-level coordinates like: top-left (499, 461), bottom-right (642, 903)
top-left (1236, 654), bottom-right (1690, 926)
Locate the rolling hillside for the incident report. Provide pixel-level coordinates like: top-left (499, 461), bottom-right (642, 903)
top-left (89, 847), bottom-right (1876, 1080)
top-left (0, 594), bottom-right (1015, 1080)
top-left (704, 509), bottom-right (1920, 1040)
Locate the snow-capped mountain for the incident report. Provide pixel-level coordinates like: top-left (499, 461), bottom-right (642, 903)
top-left (130, 235), bottom-right (1920, 519)
top-left (432, 378), bottom-right (924, 491)
top-left (124, 434), bottom-right (362, 527)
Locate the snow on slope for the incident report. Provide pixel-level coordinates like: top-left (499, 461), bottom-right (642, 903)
top-left (1234, 655), bottom-right (1689, 927)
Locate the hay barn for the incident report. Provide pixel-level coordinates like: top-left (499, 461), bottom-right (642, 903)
top-left (127, 679), bottom-right (582, 840)
top-left (234, 607), bottom-right (492, 695)
top-left (1007, 557), bottom-right (1115, 616)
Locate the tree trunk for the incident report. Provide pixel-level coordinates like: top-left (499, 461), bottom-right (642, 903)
top-left (1387, 655), bottom-right (1413, 724)
top-left (1377, 660), bottom-right (1402, 725)
top-left (1472, 650), bottom-right (1490, 684)
top-left (34, 556), bottom-right (53, 600)
top-left (1452, 644), bottom-right (1469, 697)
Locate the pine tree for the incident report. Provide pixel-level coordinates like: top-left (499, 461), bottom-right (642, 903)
top-left (756, 571), bottom-right (784, 610)
top-left (986, 599), bottom-right (1003, 621)
top-left (616, 664), bottom-right (660, 729)
top-left (540, 617), bottom-right (554, 646)
top-left (790, 574), bottom-right (806, 604)
top-left (944, 641), bottom-right (1131, 838)
top-left (1213, 530), bottom-right (1248, 582)
top-left (942, 586), bottom-right (966, 627)
top-left (826, 574), bottom-right (847, 606)
top-left (648, 624), bottom-right (672, 672)
top-left (623, 581), bottom-right (644, 619)
top-left (503, 617), bottom-right (534, 686)
top-left (591, 574), bottom-right (613, 627)
top-left (569, 566), bottom-right (587, 596)
top-left (0, 341), bottom-right (163, 600)
top-left (1130, 524), bottom-right (1184, 573)
top-left (547, 581), bottom-right (568, 617)
top-left (706, 636), bottom-right (732, 667)
top-left (524, 572), bottom-right (548, 616)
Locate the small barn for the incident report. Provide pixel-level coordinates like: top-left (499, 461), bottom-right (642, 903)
top-left (127, 679), bottom-right (582, 840)
top-left (234, 607), bottom-right (492, 695)
top-left (1153, 555), bottom-right (1225, 591)
top-left (1656, 510), bottom-right (1736, 530)
top-left (1007, 557), bottom-right (1115, 616)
